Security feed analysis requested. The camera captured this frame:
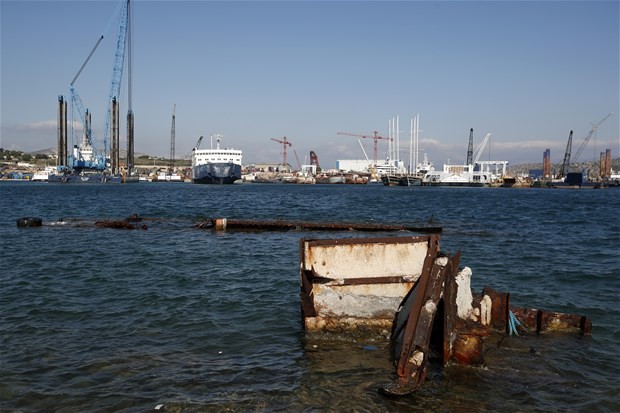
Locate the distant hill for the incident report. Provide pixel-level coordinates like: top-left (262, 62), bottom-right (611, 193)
top-left (29, 148), bottom-right (57, 156)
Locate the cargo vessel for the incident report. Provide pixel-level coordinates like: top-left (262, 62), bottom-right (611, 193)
top-left (191, 135), bottom-right (242, 184)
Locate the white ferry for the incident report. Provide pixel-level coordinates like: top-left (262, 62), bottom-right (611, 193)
top-left (191, 134), bottom-right (242, 184)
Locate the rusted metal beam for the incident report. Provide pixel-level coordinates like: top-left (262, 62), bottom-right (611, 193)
top-left (95, 220), bottom-right (147, 230)
top-left (379, 236), bottom-right (444, 396)
top-left (205, 218), bottom-right (442, 233)
top-left (510, 307), bottom-right (592, 335)
top-left (479, 287), bottom-right (592, 336)
top-left (394, 235), bottom-right (439, 377)
top-left (310, 275), bottom-right (416, 286)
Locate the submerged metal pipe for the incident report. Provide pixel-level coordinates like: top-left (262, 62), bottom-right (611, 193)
top-left (207, 218), bottom-right (442, 233)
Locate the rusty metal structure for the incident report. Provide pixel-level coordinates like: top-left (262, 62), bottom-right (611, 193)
top-left (299, 235), bottom-right (592, 396)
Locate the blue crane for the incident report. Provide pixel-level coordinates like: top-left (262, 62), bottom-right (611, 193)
top-left (104, 0), bottom-right (130, 170)
top-left (66, 0), bottom-right (129, 171)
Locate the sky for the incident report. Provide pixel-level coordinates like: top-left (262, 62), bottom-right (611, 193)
top-left (1, 0), bottom-right (619, 169)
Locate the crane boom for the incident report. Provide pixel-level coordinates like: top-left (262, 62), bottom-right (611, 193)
top-left (358, 138), bottom-right (370, 162)
top-left (71, 36), bottom-right (104, 87)
top-left (466, 128), bottom-right (474, 165)
top-left (68, 34), bottom-right (105, 157)
top-left (572, 113), bottom-right (612, 163)
top-left (558, 130), bottom-right (573, 178)
top-left (472, 133), bottom-right (492, 165)
top-left (195, 136), bottom-right (203, 150)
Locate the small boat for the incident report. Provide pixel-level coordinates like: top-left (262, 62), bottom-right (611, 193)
top-left (31, 166), bottom-right (56, 182)
top-left (155, 172), bottom-right (183, 182)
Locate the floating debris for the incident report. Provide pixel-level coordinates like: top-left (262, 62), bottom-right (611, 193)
top-left (16, 217), bottom-right (43, 228)
top-left (94, 220), bottom-right (147, 230)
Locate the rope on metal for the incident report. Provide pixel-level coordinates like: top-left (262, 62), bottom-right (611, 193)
top-left (508, 310), bottom-right (523, 336)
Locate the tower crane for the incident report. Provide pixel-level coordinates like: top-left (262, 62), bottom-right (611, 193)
top-left (337, 131), bottom-right (387, 166)
top-left (558, 130), bottom-right (573, 179)
top-left (271, 137), bottom-right (292, 166)
top-left (572, 113), bottom-right (612, 163)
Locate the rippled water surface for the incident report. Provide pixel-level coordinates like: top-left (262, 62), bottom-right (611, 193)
top-left (1, 182), bottom-right (619, 412)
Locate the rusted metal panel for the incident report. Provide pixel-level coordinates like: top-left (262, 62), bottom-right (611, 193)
top-left (300, 236), bottom-right (438, 337)
top-left (303, 236), bottom-right (431, 281)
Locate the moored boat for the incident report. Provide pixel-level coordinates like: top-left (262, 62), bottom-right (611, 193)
top-left (192, 135), bottom-right (242, 185)
top-left (31, 166), bottom-right (56, 182)
top-left (381, 174), bottom-right (422, 186)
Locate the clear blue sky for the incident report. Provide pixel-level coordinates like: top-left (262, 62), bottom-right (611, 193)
top-left (1, 0), bottom-right (619, 169)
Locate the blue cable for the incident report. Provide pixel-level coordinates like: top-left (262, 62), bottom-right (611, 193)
top-left (508, 310), bottom-right (523, 336)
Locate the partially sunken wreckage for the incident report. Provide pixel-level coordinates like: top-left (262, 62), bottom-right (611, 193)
top-left (299, 235), bottom-right (592, 396)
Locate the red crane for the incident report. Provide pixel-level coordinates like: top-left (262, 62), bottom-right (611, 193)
top-left (337, 131), bottom-right (387, 166)
top-left (271, 136), bottom-right (292, 166)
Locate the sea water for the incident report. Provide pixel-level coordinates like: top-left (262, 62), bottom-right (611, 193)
top-left (1, 182), bottom-right (618, 412)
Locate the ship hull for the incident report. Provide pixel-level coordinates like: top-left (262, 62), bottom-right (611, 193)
top-left (192, 163), bottom-right (241, 184)
top-left (48, 172), bottom-right (107, 183)
top-left (382, 175), bottom-right (422, 186)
